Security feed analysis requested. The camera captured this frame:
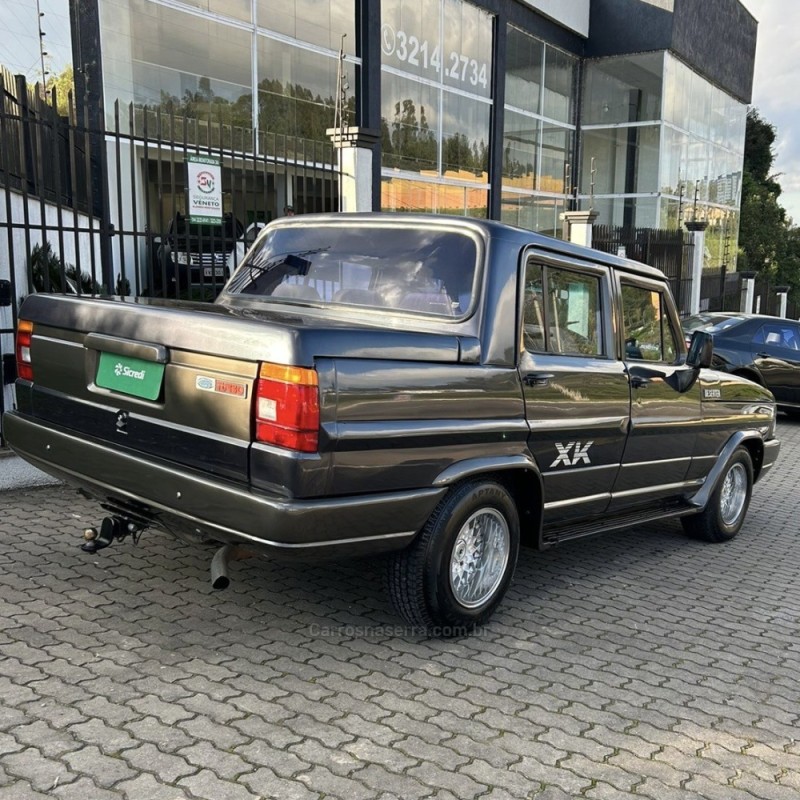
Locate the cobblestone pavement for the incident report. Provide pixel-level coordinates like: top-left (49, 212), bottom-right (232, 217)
top-left (1, 419), bottom-right (799, 800)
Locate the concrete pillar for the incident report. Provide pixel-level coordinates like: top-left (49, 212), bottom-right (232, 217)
top-left (561, 209), bottom-right (599, 248)
top-left (327, 127), bottom-right (380, 212)
top-left (739, 271), bottom-right (757, 313)
top-left (776, 286), bottom-right (789, 318)
top-left (685, 220), bottom-right (708, 316)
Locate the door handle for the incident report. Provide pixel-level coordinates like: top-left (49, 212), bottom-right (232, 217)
top-left (523, 372), bottom-right (554, 387)
top-left (630, 375), bottom-right (649, 389)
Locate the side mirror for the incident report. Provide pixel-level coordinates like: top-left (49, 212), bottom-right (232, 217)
top-left (686, 330), bottom-right (713, 369)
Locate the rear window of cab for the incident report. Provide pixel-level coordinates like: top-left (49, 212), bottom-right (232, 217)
top-left (224, 224), bottom-right (480, 319)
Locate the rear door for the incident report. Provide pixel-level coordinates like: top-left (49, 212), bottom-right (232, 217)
top-left (608, 277), bottom-right (703, 510)
top-left (519, 252), bottom-right (630, 523)
top-left (751, 321), bottom-right (800, 405)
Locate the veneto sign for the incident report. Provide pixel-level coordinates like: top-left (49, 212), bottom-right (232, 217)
top-left (187, 154), bottom-right (222, 225)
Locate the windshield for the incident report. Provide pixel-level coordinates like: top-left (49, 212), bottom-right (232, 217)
top-left (224, 224), bottom-right (480, 318)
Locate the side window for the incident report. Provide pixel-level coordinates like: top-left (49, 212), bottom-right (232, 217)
top-left (621, 283), bottom-right (678, 363)
top-left (524, 261), bottom-right (603, 356)
top-left (755, 324), bottom-right (800, 350)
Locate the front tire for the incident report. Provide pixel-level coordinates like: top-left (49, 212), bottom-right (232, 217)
top-left (387, 480), bottom-right (520, 635)
top-left (682, 447), bottom-right (753, 542)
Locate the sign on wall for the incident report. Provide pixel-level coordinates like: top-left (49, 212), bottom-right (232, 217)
top-left (187, 154), bottom-right (222, 224)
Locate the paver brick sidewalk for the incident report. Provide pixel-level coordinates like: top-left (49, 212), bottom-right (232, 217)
top-left (1, 418), bottom-right (799, 799)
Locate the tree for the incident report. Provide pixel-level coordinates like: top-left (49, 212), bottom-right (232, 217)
top-left (738, 109), bottom-right (789, 277)
top-left (45, 65), bottom-right (75, 117)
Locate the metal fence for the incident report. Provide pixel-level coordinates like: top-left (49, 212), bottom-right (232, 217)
top-left (592, 224), bottom-right (696, 311)
top-left (0, 70), bottom-right (339, 443)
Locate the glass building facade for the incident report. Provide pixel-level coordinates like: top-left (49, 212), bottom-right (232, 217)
top-left (91, 0), bottom-right (749, 264)
top-left (581, 52), bottom-right (746, 269)
top-left (379, 0), bottom-right (494, 216)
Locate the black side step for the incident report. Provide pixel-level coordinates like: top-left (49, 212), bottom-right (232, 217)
top-left (542, 500), bottom-right (697, 547)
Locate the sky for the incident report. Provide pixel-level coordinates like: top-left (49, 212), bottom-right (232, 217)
top-left (0, 0), bottom-right (798, 219)
top-left (742, 0), bottom-right (800, 223)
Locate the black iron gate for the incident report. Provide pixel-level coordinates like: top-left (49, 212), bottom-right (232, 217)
top-left (0, 70), bottom-right (339, 444)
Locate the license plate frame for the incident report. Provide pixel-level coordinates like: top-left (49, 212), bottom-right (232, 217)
top-left (95, 352), bottom-right (165, 401)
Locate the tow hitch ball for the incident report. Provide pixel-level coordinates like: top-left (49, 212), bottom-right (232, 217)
top-left (81, 516), bottom-right (141, 553)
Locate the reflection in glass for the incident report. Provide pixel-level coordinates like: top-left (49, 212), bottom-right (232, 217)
top-left (258, 36), bottom-right (355, 141)
top-left (502, 111), bottom-right (539, 191)
top-left (505, 26), bottom-right (543, 115)
top-left (501, 193), bottom-right (565, 238)
top-left (581, 126), bottom-right (660, 195)
top-left (540, 125), bottom-right (570, 194)
top-left (255, 0), bottom-right (355, 53)
top-left (126, 1), bottom-right (253, 129)
top-left (543, 47), bottom-right (577, 124)
top-left (442, 0), bottom-right (493, 99)
top-left (381, 0), bottom-right (443, 81)
top-left (382, 177), bottom-right (488, 218)
top-left (583, 53), bottom-right (664, 125)
top-left (381, 74), bottom-right (439, 173)
top-left (380, 0), bottom-right (493, 191)
top-left (441, 92), bottom-right (490, 181)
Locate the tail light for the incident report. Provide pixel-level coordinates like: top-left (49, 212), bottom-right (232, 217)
top-left (254, 362), bottom-right (319, 452)
top-left (15, 320), bottom-right (33, 381)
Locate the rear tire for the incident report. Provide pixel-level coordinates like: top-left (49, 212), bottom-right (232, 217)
top-left (682, 447), bottom-right (753, 542)
top-left (387, 480), bottom-right (520, 635)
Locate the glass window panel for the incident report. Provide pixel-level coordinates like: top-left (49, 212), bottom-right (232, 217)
top-left (540, 124), bottom-right (571, 194)
top-left (256, 0), bottom-right (355, 53)
top-left (172, 0), bottom-right (251, 23)
top-left (131, 3), bottom-right (251, 90)
top-left (501, 193), bottom-right (565, 236)
top-left (542, 46), bottom-right (576, 124)
top-left (442, 0), bottom-right (493, 99)
top-left (381, 73), bottom-right (439, 173)
top-left (583, 53), bottom-right (663, 125)
top-left (502, 111), bottom-right (539, 191)
top-left (581, 125), bottom-right (660, 195)
top-left (258, 36), bottom-right (354, 140)
top-left (524, 263), bottom-right (602, 355)
top-left (381, 0), bottom-right (443, 81)
top-left (621, 284), bottom-right (675, 363)
top-left (381, 177), bottom-right (487, 217)
top-left (441, 93), bottom-right (490, 181)
top-left (505, 25), bottom-right (543, 115)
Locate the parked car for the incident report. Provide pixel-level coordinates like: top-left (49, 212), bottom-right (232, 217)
top-left (150, 212), bottom-right (244, 298)
top-left (682, 312), bottom-right (800, 416)
top-left (6, 214), bottom-right (780, 634)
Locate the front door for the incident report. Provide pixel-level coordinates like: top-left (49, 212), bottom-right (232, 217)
top-left (520, 254), bottom-right (631, 524)
top-left (608, 278), bottom-right (704, 511)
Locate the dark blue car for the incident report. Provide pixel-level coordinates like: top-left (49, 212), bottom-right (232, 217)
top-left (682, 313), bottom-right (800, 416)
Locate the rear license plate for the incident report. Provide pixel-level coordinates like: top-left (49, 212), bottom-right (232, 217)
top-left (96, 352), bottom-right (165, 401)
top-left (203, 267), bottom-right (225, 277)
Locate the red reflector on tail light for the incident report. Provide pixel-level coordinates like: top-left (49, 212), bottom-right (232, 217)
top-left (16, 320), bottom-right (33, 382)
top-left (254, 362), bottom-right (319, 452)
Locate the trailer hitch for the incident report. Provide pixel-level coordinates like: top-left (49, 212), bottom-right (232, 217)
top-left (81, 516), bottom-right (142, 553)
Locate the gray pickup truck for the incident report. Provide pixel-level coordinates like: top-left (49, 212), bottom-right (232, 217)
top-left (5, 214), bottom-right (780, 634)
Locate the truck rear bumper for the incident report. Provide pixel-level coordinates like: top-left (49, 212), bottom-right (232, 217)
top-left (4, 412), bottom-right (443, 559)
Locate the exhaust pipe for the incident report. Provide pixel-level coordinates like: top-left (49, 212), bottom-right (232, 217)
top-left (210, 544), bottom-right (235, 590)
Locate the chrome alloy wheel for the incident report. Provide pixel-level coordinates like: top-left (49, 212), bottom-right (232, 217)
top-left (449, 508), bottom-right (510, 608)
top-left (720, 462), bottom-right (748, 526)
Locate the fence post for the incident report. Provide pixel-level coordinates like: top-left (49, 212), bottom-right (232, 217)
top-left (561, 209), bottom-right (599, 248)
top-left (739, 271), bottom-right (756, 313)
top-left (776, 286), bottom-right (789, 318)
top-left (684, 220), bottom-right (708, 315)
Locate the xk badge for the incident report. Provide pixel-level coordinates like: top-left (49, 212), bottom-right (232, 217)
top-left (550, 441), bottom-right (594, 468)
